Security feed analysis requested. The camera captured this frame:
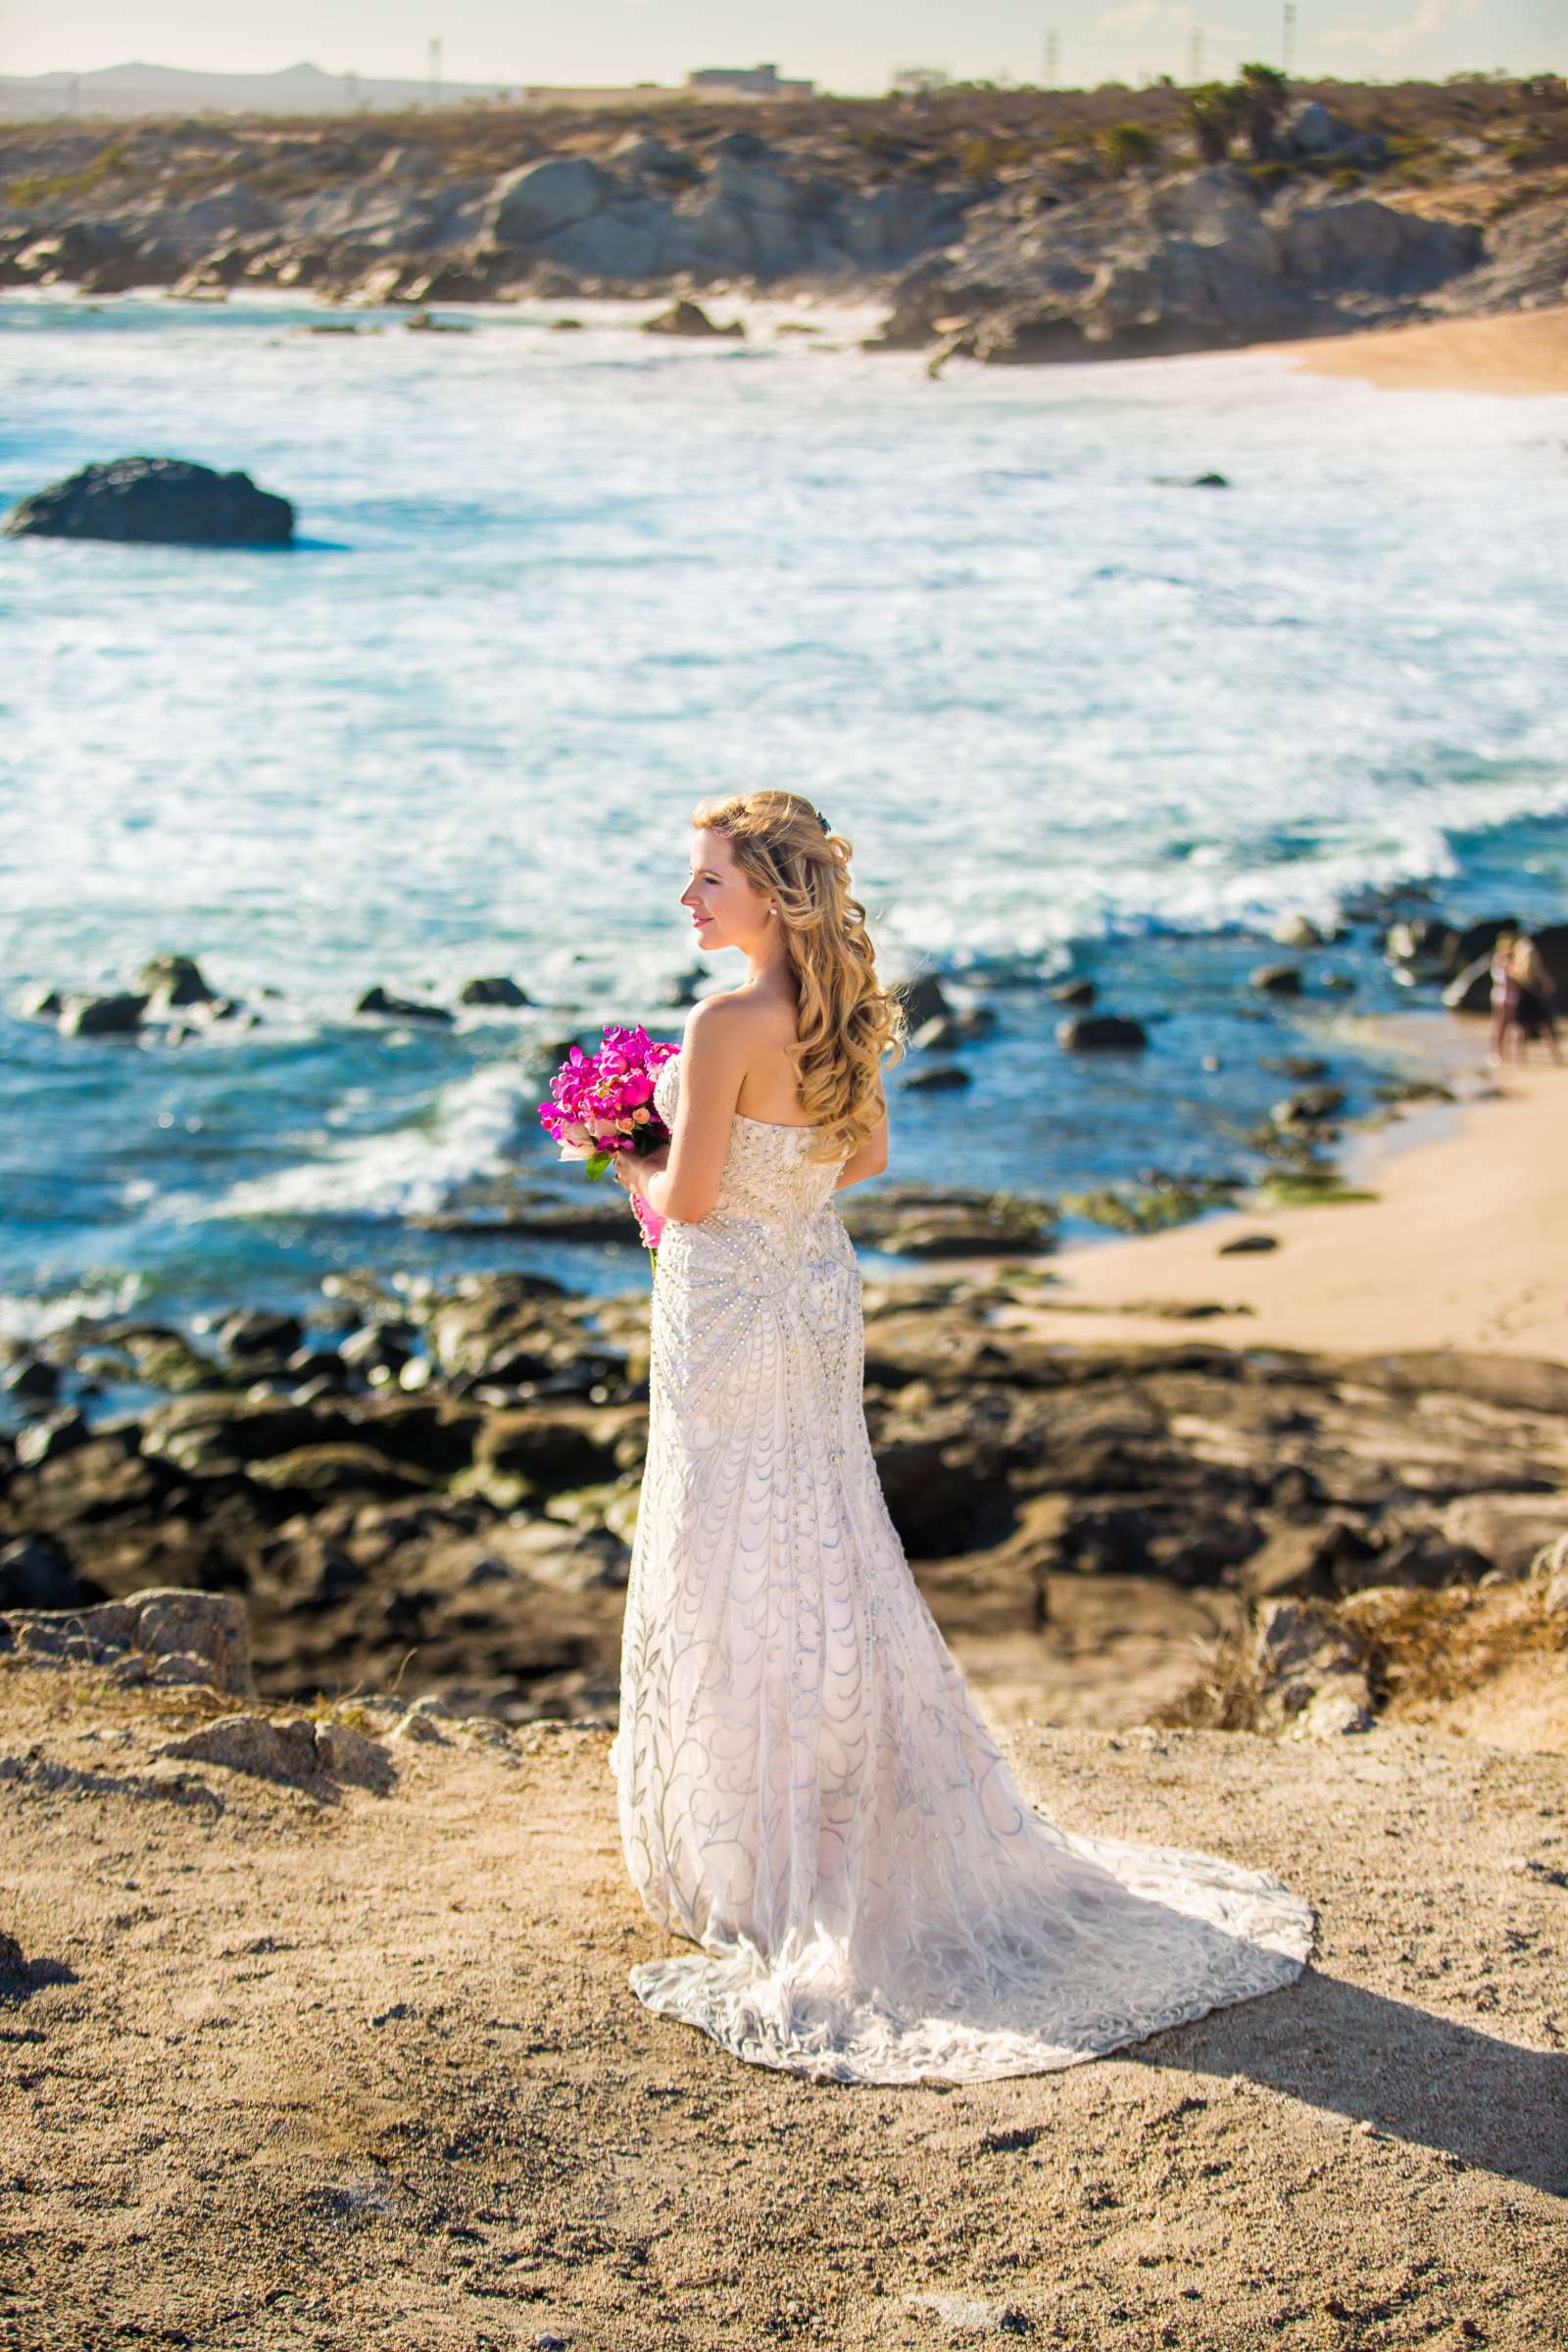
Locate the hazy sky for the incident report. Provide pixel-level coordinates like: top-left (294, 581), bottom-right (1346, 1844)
top-left (6, 0), bottom-right (1561, 95)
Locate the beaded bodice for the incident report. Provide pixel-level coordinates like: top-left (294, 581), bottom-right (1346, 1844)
top-left (651, 1052), bottom-right (849, 1245)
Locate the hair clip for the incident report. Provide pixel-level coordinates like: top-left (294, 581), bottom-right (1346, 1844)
top-left (815, 809), bottom-right (831, 834)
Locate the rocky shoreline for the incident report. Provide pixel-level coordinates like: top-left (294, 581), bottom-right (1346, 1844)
top-left (3, 74), bottom-right (1566, 362)
top-left (4, 895), bottom-right (1566, 1740)
top-left (4, 1238), bottom-right (1565, 1748)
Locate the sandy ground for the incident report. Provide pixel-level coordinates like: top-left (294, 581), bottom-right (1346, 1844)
top-left (974, 1014), bottom-right (1568, 1363)
top-left (1, 1653), bottom-right (1565, 2352)
top-left (1272, 304), bottom-right (1568, 397)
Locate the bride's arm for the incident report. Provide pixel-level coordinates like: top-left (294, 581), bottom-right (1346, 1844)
top-left (616, 996), bottom-right (749, 1225)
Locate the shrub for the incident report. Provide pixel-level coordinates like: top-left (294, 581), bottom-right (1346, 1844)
top-left (1188, 79), bottom-right (1245, 163)
top-left (1238, 61), bottom-right (1290, 160)
top-left (956, 132), bottom-right (1031, 175)
top-left (1100, 121), bottom-right (1158, 172)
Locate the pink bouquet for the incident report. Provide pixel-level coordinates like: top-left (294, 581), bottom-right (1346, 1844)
top-left (538, 1024), bottom-right (679, 1255)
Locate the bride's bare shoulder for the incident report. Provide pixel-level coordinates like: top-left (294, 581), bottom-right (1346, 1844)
top-left (682, 990), bottom-right (776, 1045)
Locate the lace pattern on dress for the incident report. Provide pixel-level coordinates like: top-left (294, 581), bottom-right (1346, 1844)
top-left (608, 1054), bottom-right (1315, 2082)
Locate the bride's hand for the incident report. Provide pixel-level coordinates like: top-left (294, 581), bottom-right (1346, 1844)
top-left (612, 1146), bottom-right (667, 1197)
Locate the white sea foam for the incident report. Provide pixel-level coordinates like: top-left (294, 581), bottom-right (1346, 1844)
top-left (0, 1275), bottom-right (145, 1340)
top-left (4, 302), bottom-right (1564, 1005)
top-left (218, 1058), bottom-right (529, 1222)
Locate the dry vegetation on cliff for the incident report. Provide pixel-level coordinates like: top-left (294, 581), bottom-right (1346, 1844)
top-left (3, 1631), bottom-right (1565, 2352)
top-left (2, 74), bottom-right (1565, 356)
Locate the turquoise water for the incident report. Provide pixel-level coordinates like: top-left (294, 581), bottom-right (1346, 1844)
top-left (2, 288), bottom-right (1564, 1333)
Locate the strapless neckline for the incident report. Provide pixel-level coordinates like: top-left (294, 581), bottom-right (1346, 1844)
top-left (732, 1109), bottom-right (819, 1133)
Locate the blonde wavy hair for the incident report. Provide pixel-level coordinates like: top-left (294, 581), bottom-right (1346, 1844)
top-left (691, 790), bottom-right (906, 1162)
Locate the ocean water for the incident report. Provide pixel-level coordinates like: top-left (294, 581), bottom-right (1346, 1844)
top-left (2, 288), bottom-right (1565, 1337)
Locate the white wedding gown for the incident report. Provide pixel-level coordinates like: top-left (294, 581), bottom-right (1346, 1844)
top-left (608, 1054), bottom-right (1316, 2083)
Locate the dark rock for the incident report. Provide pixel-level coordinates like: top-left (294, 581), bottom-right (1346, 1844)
top-left (912, 1008), bottom-right (996, 1050)
top-left (643, 299), bottom-right (745, 339)
top-left (1384, 915), bottom-right (1460, 970)
top-left (121, 1328), bottom-right (223, 1393)
top-left (284, 1348), bottom-right (352, 1394)
top-left (140, 1393), bottom-right (351, 1473)
top-left (893, 972), bottom-right (952, 1029)
top-left (136, 953), bottom-right (215, 1008)
top-left (1055, 1014), bottom-right (1149, 1052)
top-left (1250, 963), bottom-right (1302, 996)
top-left (1061, 1179), bottom-right (1239, 1235)
top-left (220, 1310), bottom-right (305, 1361)
top-left (470, 1409), bottom-right (624, 1501)
top-left (244, 1444), bottom-right (438, 1499)
top-left (0, 1536), bottom-right (91, 1611)
top-left (458, 975), bottom-right (530, 1007)
top-left (841, 1185), bottom-right (1055, 1258)
top-left (59, 992), bottom-right (147, 1037)
top-left (426, 1273), bottom-right (600, 1390)
top-left (1050, 978), bottom-right (1097, 1007)
top-left (1271, 1084), bottom-right (1347, 1127)
top-left (904, 1063), bottom-right (972, 1091)
top-left (14, 1410), bottom-right (90, 1468)
top-left (353, 985), bottom-right (454, 1023)
top-left (1218, 1233), bottom-right (1279, 1254)
top-left (1241, 1520), bottom-right (1375, 1602)
top-left (1372, 1077), bottom-right (1455, 1107)
top-left (1338, 1534), bottom-right (1493, 1594)
top-left (1, 1354), bottom-right (60, 1402)
top-left (8, 1433), bottom-right (164, 1531)
top-left (337, 1321), bottom-right (417, 1378)
top-left (4, 456), bottom-right (294, 546)
top-left (1190, 470), bottom-right (1229, 487)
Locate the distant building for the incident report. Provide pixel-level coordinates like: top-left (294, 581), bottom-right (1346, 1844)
top-left (685, 62), bottom-right (815, 99)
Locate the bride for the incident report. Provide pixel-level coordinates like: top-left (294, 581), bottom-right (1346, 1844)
top-left (607, 789), bottom-right (1315, 2084)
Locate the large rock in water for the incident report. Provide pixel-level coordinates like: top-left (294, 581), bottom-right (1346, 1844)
top-left (4, 457), bottom-right (294, 546)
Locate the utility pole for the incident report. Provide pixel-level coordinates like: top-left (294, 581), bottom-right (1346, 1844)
top-left (1044, 27), bottom-right (1058, 86)
top-left (427, 36), bottom-right (443, 107)
top-left (1283, 2), bottom-right (1297, 74)
top-left (1189, 28), bottom-right (1204, 82)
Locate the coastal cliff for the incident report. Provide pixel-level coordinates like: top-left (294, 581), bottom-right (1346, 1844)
top-left (3, 75), bottom-right (1565, 361)
top-left (2, 1609), bottom-right (1565, 2348)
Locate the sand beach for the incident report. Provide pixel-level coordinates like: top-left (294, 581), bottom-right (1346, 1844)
top-left (1277, 303), bottom-right (1568, 399)
top-left (1001, 1011), bottom-right (1568, 1362)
